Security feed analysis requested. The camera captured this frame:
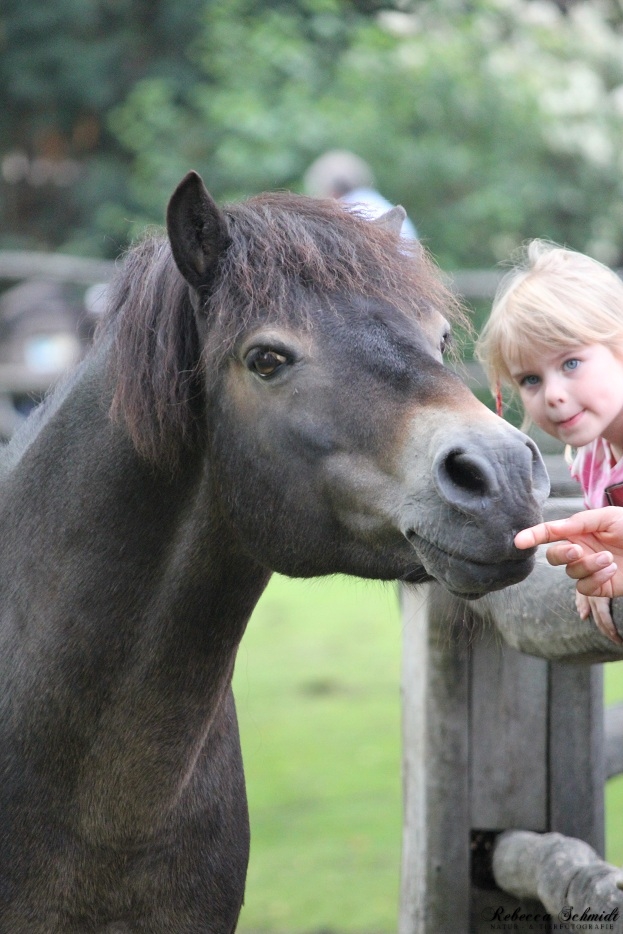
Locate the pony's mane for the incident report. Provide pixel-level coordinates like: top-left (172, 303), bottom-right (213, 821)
top-left (102, 193), bottom-right (460, 470)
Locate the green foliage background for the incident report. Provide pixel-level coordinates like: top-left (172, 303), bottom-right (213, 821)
top-left (3, 0), bottom-right (623, 267)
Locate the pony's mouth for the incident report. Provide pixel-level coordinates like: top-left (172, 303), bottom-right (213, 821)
top-left (404, 528), bottom-right (535, 598)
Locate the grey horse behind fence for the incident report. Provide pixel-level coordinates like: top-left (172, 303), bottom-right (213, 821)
top-left (0, 171), bottom-right (549, 932)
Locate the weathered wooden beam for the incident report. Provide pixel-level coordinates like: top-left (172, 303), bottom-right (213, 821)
top-left (446, 267), bottom-right (623, 302)
top-left (0, 252), bottom-right (618, 300)
top-left (492, 830), bottom-right (623, 930)
top-left (0, 363), bottom-right (58, 394)
top-left (0, 255), bottom-right (532, 298)
top-left (399, 585), bottom-right (471, 933)
top-left (0, 250), bottom-right (115, 285)
top-left (473, 550), bottom-right (623, 664)
top-left (469, 636), bottom-right (548, 831)
top-left (550, 662), bottom-right (605, 853)
top-left (0, 255), bottom-right (513, 297)
top-left (445, 269), bottom-right (505, 301)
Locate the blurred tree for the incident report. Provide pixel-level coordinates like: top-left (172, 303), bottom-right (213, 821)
top-left (3, 0), bottom-right (623, 269)
top-left (110, 0), bottom-right (623, 268)
top-left (108, 0), bottom-right (386, 233)
top-left (0, 0), bottom-right (206, 255)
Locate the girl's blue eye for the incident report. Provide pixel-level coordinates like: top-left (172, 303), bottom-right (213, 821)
top-left (563, 358), bottom-right (580, 371)
top-left (520, 374), bottom-right (540, 387)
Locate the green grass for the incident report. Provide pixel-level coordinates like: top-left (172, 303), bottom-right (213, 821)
top-left (234, 574), bottom-right (403, 934)
top-left (233, 573), bottom-right (623, 933)
top-left (605, 665), bottom-right (623, 865)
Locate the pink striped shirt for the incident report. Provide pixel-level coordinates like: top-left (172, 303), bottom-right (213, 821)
top-left (570, 437), bottom-right (623, 508)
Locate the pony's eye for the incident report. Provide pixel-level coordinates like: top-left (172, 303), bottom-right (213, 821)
top-left (246, 348), bottom-right (289, 379)
top-left (440, 331), bottom-right (452, 355)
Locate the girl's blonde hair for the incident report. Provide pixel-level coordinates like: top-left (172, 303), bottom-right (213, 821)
top-left (475, 240), bottom-right (623, 391)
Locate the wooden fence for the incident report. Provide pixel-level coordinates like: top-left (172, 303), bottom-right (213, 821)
top-left (0, 249), bottom-right (506, 299)
top-left (400, 485), bottom-right (623, 933)
top-left (3, 249), bottom-right (623, 932)
top-left (0, 250), bottom-right (115, 286)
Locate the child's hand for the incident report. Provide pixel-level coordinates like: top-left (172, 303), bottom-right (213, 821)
top-left (515, 508), bottom-right (623, 598)
top-left (575, 591), bottom-right (622, 645)
top-left (515, 508), bottom-right (623, 644)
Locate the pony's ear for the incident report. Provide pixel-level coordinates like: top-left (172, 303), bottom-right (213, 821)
top-left (166, 171), bottom-right (230, 290)
top-left (372, 205), bottom-right (406, 237)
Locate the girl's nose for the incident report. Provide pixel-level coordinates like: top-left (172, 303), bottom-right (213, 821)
top-left (544, 376), bottom-right (566, 406)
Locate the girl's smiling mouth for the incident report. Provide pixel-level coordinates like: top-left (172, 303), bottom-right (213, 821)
top-left (556, 410), bottom-right (585, 430)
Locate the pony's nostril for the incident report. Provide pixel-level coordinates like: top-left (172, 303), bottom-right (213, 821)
top-left (443, 450), bottom-right (490, 498)
top-left (433, 446), bottom-right (499, 514)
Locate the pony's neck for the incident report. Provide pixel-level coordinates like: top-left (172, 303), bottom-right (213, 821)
top-left (0, 349), bottom-right (271, 841)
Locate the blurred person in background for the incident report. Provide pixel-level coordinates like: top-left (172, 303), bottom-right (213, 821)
top-left (303, 149), bottom-right (417, 240)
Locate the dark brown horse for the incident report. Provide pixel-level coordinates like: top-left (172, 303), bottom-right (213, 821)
top-left (0, 172), bottom-right (548, 932)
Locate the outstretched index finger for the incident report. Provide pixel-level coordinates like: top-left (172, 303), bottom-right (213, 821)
top-left (515, 508), bottom-right (623, 552)
top-left (514, 521), bottom-right (567, 550)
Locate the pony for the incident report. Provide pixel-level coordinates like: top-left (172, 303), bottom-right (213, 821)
top-left (0, 171), bottom-right (548, 932)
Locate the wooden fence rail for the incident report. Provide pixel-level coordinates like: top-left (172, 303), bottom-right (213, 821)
top-left (493, 831), bottom-right (623, 930)
top-left (0, 249), bottom-right (504, 300)
top-left (0, 248), bottom-right (621, 297)
top-left (0, 250), bottom-right (115, 285)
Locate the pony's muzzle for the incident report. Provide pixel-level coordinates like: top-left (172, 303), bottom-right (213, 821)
top-left (432, 432), bottom-right (549, 518)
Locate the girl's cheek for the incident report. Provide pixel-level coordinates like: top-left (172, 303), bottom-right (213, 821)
top-left (519, 390), bottom-right (537, 416)
top-left (522, 396), bottom-right (555, 435)
top-left (531, 407), bottom-right (561, 438)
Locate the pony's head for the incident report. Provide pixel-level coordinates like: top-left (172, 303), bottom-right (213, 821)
top-left (104, 171), bottom-right (548, 596)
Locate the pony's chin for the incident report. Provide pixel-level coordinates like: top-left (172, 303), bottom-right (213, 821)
top-left (405, 531), bottom-right (537, 598)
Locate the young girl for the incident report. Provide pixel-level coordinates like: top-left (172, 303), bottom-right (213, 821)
top-left (476, 239), bottom-right (623, 644)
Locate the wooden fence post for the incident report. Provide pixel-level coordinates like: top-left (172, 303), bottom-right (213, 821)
top-left (400, 584), bottom-right (471, 932)
top-left (400, 493), bottom-right (623, 934)
top-left (400, 584), bottom-right (552, 934)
